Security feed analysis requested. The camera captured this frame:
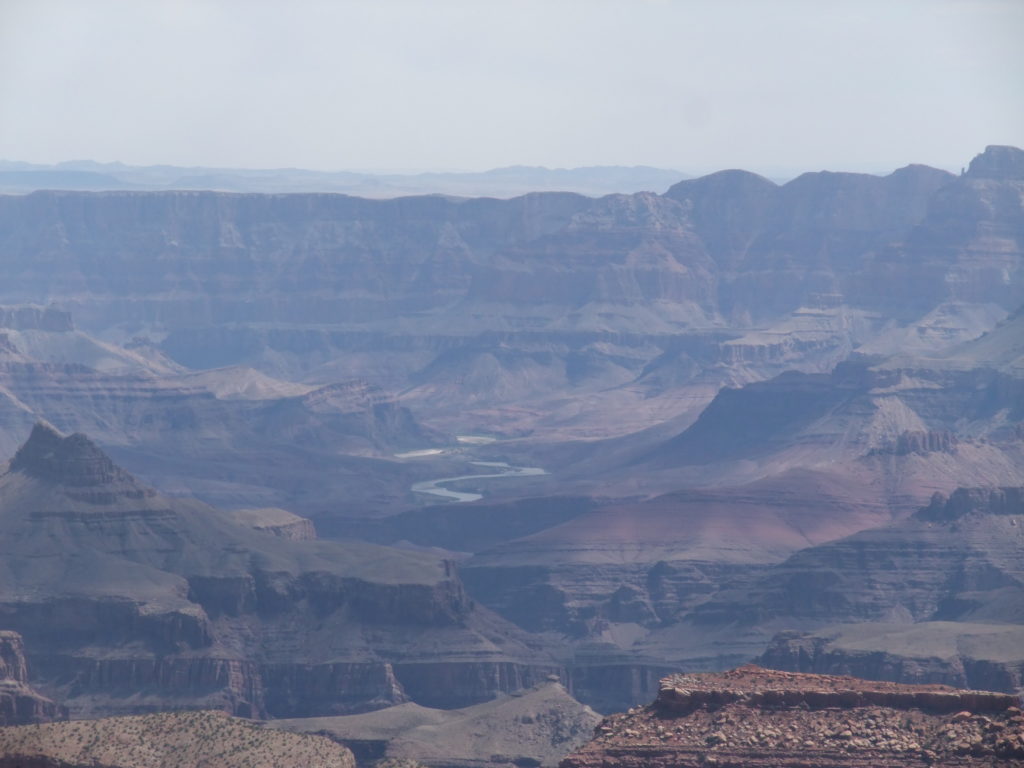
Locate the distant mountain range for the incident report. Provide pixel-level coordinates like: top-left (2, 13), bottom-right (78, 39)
top-left (0, 159), bottom-right (690, 198)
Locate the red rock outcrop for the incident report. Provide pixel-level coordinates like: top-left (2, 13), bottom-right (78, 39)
top-left (560, 666), bottom-right (1024, 767)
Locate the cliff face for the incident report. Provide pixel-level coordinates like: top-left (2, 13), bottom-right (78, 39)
top-left (560, 666), bottom-right (1024, 767)
top-left (0, 162), bottom-right (968, 337)
top-left (0, 631), bottom-right (64, 726)
top-left (0, 148), bottom-right (1017, 451)
top-left (0, 424), bottom-right (558, 718)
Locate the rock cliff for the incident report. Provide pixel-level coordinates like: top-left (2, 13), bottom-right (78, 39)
top-left (0, 631), bottom-right (63, 726)
top-left (560, 666), bottom-right (1024, 767)
top-left (0, 148), bottom-right (1018, 453)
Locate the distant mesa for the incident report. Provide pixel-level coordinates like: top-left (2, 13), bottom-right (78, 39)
top-left (0, 161), bottom-right (690, 197)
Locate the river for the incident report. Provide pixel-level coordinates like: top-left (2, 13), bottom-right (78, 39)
top-left (401, 437), bottom-right (547, 502)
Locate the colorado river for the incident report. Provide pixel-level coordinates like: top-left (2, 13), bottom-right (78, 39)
top-left (411, 461), bottom-right (547, 502)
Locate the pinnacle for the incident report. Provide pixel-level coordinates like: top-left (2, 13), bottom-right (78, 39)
top-left (9, 422), bottom-right (133, 487)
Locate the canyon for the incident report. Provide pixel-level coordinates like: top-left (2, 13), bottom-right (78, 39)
top-left (0, 145), bottom-right (1022, 764)
top-left (0, 423), bottom-right (562, 719)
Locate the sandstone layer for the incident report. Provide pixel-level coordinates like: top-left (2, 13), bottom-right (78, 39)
top-left (0, 147), bottom-right (1018, 456)
top-left (560, 666), bottom-right (1024, 767)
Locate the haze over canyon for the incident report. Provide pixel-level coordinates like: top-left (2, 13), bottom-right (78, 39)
top-left (1, 144), bottom-right (1022, 768)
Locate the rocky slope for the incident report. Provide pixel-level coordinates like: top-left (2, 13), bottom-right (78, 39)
top-left (0, 423), bottom-right (559, 718)
top-left (560, 666), bottom-right (1024, 767)
top-left (0, 709), bottom-right (354, 768)
top-left (0, 631), bottom-right (63, 726)
top-left (273, 680), bottom-right (600, 768)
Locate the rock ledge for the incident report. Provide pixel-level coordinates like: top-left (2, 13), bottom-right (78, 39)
top-left (560, 665), bottom-right (1024, 767)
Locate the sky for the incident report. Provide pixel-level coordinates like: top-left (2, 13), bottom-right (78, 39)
top-left (1, 0), bottom-right (1022, 177)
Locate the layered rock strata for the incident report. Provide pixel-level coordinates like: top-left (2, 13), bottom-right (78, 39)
top-left (560, 666), bottom-right (1024, 767)
top-left (0, 424), bottom-right (560, 718)
top-left (760, 623), bottom-right (1024, 695)
top-left (0, 147), bottom-right (1018, 449)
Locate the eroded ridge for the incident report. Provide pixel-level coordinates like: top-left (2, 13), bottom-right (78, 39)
top-left (561, 665), bottom-right (1024, 767)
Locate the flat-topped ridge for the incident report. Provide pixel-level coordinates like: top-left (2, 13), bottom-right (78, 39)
top-left (561, 666), bottom-right (1024, 767)
top-left (657, 665), bottom-right (1020, 714)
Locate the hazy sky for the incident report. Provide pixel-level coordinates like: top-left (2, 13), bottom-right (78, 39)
top-left (1, 0), bottom-right (1021, 176)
